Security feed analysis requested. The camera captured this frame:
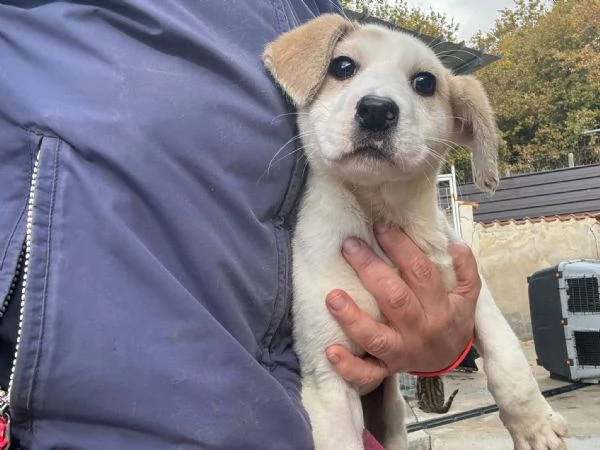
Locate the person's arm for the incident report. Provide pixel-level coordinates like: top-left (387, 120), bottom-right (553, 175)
top-left (324, 223), bottom-right (480, 387)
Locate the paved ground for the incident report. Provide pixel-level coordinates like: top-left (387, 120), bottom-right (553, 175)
top-left (405, 341), bottom-right (600, 449)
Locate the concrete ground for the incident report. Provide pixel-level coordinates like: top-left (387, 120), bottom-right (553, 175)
top-left (405, 341), bottom-right (600, 449)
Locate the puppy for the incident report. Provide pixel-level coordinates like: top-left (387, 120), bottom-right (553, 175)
top-left (263, 14), bottom-right (568, 450)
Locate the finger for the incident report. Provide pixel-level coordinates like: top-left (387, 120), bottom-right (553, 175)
top-left (448, 243), bottom-right (481, 300)
top-left (325, 344), bottom-right (390, 388)
top-left (373, 222), bottom-right (447, 313)
top-left (341, 238), bottom-right (422, 322)
top-left (325, 289), bottom-right (405, 361)
top-left (448, 244), bottom-right (480, 329)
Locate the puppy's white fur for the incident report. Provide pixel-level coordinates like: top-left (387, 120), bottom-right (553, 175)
top-left (264, 15), bottom-right (568, 450)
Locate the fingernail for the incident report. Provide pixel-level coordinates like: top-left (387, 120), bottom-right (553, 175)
top-left (342, 237), bottom-right (361, 254)
top-left (374, 220), bottom-right (390, 234)
top-left (326, 350), bottom-right (340, 364)
top-left (328, 294), bottom-right (346, 311)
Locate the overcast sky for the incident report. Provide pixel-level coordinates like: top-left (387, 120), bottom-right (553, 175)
top-left (404, 0), bottom-right (517, 41)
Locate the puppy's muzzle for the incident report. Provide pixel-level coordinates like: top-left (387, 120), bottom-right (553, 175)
top-left (355, 95), bottom-right (399, 132)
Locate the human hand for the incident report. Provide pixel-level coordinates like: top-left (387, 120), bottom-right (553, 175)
top-left (324, 222), bottom-right (480, 389)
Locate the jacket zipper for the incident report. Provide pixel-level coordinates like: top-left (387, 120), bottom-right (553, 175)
top-left (0, 245), bottom-right (24, 320)
top-left (1, 150), bottom-right (41, 447)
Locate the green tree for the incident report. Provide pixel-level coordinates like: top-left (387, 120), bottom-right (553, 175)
top-left (341, 0), bottom-right (460, 42)
top-left (471, 0), bottom-right (600, 175)
top-left (471, 0), bottom-right (548, 54)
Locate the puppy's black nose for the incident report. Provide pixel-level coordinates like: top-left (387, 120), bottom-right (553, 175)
top-left (355, 95), bottom-right (399, 132)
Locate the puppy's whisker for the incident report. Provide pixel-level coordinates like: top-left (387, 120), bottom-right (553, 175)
top-left (428, 151), bottom-right (451, 165)
top-left (434, 53), bottom-right (471, 65)
top-left (261, 143), bottom-right (314, 184)
top-left (422, 166), bottom-right (435, 189)
top-left (427, 136), bottom-right (460, 145)
top-left (426, 145), bottom-right (459, 157)
top-left (428, 39), bottom-right (451, 51)
top-left (418, 140), bottom-right (449, 155)
top-left (425, 137), bottom-right (463, 152)
top-left (415, 144), bottom-right (448, 166)
top-left (435, 137), bottom-right (462, 145)
top-left (269, 145), bottom-right (310, 168)
top-left (437, 115), bottom-right (467, 122)
top-left (425, 153), bottom-right (448, 166)
top-left (271, 112), bottom-right (311, 122)
top-left (258, 133), bottom-right (316, 183)
top-left (427, 151), bottom-right (448, 164)
top-left (425, 144), bottom-right (453, 158)
top-left (272, 130), bottom-right (315, 156)
top-left (270, 137), bottom-right (315, 166)
top-left (436, 49), bottom-right (479, 59)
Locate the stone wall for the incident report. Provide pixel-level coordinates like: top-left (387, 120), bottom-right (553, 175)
top-left (459, 204), bottom-right (600, 338)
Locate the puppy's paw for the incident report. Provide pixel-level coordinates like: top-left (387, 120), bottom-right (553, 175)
top-left (501, 401), bottom-right (568, 450)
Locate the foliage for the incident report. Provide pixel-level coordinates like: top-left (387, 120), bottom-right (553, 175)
top-left (471, 0), bottom-right (600, 177)
top-left (340, 0), bottom-right (460, 42)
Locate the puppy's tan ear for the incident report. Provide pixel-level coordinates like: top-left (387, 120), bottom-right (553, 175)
top-left (450, 75), bottom-right (499, 192)
top-left (263, 14), bottom-right (353, 106)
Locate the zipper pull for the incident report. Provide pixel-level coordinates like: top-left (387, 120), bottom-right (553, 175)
top-left (0, 389), bottom-right (11, 450)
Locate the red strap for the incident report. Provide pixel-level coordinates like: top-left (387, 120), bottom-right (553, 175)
top-left (0, 415), bottom-right (9, 449)
top-left (363, 429), bottom-right (385, 450)
top-left (408, 335), bottom-right (475, 377)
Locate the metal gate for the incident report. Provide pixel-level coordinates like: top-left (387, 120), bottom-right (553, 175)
top-left (437, 165), bottom-right (462, 238)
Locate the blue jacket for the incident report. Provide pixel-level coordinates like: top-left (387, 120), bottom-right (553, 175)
top-left (0, 1), bottom-right (340, 448)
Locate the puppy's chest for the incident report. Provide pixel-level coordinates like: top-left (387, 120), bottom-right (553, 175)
top-left (297, 180), bottom-right (457, 291)
top-left (373, 220), bottom-right (456, 290)
top-left (352, 190), bottom-right (456, 288)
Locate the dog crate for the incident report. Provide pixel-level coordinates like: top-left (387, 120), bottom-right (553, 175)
top-left (528, 260), bottom-right (600, 383)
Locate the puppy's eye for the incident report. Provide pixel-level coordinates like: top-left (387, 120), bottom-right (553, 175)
top-left (411, 72), bottom-right (436, 96)
top-left (329, 56), bottom-right (357, 80)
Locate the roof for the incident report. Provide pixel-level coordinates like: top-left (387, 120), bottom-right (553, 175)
top-left (478, 212), bottom-right (600, 228)
top-left (343, 9), bottom-right (500, 75)
top-left (454, 164), bottom-right (600, 223)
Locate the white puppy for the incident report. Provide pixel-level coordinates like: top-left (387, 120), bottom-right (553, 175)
top-left (263, 14), bottom-right (568, 450)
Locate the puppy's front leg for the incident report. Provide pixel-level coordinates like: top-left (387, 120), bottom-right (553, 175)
top-left (475, 279), bottom-right (568, 450)
top-left (381, 375), bottom-right (408, 449)
top-left (301, 360), bottom-right (365, 450)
